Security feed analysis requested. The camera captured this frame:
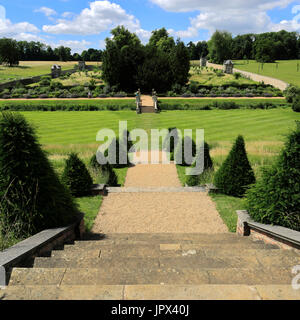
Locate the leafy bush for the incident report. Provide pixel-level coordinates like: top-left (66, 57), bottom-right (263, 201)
top-left (62, 153), bottom-right (93, 197)
top-left (174, 136), bottom-right (196, 166)
top-left (0, 112), bottom-right (79, 237)
top-left (292, 95), bottom-right (300, 112)
top-left (186, 142), bottom-right (214, 186)
top-left (234, 72), bottom-right (242, 79)
top-left (214, 135), bottom-right (255, 197)
top-left (105, 138), bottom-right (129, 168)
top-left (163, 128), bottom-right (180, 160)
top-left (284, 85), bottom-right (300, 103)
top-left (246, 122), bottom-right (300, 230)
top-left (39, 76), bottom-right (51, 87)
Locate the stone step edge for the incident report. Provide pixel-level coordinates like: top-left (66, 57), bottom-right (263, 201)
top-left (2, 284), bottom-right (299, 300)
top-left (107, 187), bottom-right (207, 193)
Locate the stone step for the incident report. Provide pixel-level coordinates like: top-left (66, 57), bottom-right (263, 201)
top-left (82, 233), bottom-right (241, 241)
top-left (2, 284), bottom-right (300, 300)
top-left (8, 267), bottom-right (295, 286)
top-left (51, 247), bottom-right (294, 260)
top-left (67, 240), bottom-right (276, 250)
top-left (141, 106), bottom-right (155, 113)
top-left (33, 254), bottom-right (299, 269)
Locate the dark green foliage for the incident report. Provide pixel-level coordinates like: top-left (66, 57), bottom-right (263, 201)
top-left (208, 30), bottom-right (233, 64)
top-left (292, 95), bottom-right (300, 112)
top-left (89, 154), bottom-right (118, 186)
top-left (102, 27), bottom-right (190, 93)
top-left (105, 138), bottom-right (129, 168)
top-left (214, 135), bottom-right (255, 197)
top-left (121, 130), bottom-right (133, 153)
top-left (283, 85), bottom-right (300, 103)
top-left (174, 136), bottom-right (196, 166)
top-left (185, 142), bottom-right (214, 186)
top-left (62, 153), bottom-right (93, 197)
top-left (246, 123), bottom-right (300, 231)
top-left (0, 38), bottom-right (19, 66)
top-left (185, 174), bottom-right (199, 186)
top-left (163, 128), bottom-right (180, 160)
top-left (0, 112), bottom-right (79, 237)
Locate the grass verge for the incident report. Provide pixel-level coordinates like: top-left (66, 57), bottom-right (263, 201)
top-left (210, 193), bottom-right (246, 233)
top-left (76, 196), bottom-right (103, 233)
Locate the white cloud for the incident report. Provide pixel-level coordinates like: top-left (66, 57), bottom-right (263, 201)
top-left (150, 0), bottom-right (294, 12)
top-left (43, 1), bottom-right (151, 41)
top-left (0, 18), bottom-right (39, 37)
top-left (150, 0), bottom-right (298, 38)
top-left (35, 7), bottom-right (57, 17)
top-left (0, 5), bottom-right (5, 20)
top-left (61, 12), bottom-right (74, 18)
top-left (55, 40), bottom-right (91, 53)
top-left (271, 4), bottom-right (300, 32)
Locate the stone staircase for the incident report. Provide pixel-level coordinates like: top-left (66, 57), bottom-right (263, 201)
top-left (2, 233), bottom-right (300, 300)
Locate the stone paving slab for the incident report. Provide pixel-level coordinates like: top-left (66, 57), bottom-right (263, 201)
top-left (8, 268), bottom-right (66, 286)
top-left (2, 285), bottom-right (299, 300)
top-left (124, 284), bottom-right (261, 300)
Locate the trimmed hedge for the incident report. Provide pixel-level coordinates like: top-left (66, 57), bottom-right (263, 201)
top-left (89, 154), bottom-right (118, 186)
top-left (0, 102), bottom-right (136, 112)
top-left (62, 153), bottom-right (93, 197)
top-left (214, 135), bottom-right (256, 197)
top-left (159, 101), bottom-right (286, 111)
top-left (246, 122), bottom-right (300, 231)
top-left (186, 142), bottom-right (213, 186)
top-left (0, 112), bottom-right (79, 237)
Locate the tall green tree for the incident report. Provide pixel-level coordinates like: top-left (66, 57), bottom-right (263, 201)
top-left (208, 30), bottom-right (233, 64)
top-left (102, 26), bottom-right (144, 91)
top-left (0, 38), bottom-right (19, 66)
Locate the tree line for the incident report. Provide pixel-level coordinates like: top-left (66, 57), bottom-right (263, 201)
top-left (208, 30), bottom-right (300, 64)
top-left (0, 38), bottom-right (103, 66)
top-left (0, 28), bottom-right (299, 68)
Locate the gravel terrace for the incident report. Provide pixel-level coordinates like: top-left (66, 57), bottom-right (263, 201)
top-left (92, 151), bottom-right (228, 234)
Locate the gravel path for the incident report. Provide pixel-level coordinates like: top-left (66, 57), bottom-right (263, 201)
top-left (92, 150), bottom-right (228, 234)
top-left (207, 62), bottom-right (289, 91)
top-left (92, 192), bottom-right (228, 234)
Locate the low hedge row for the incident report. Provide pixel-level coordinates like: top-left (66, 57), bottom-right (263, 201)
top-left (0, 101), bottom-right (288, 112)
top-left (0, 103), bottom-right (136, 111)
top-left (159, 101), bottom-right (288, 111)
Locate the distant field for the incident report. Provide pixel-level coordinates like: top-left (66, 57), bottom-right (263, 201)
top-left (232, 60), bottom-right (300, 86)
top-left (0, 61), bottom-right (100, 84)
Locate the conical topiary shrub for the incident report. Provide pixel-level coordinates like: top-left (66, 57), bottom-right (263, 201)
top-left (62, 153), bottom-right (93, 197)
top-left (214, 135), bottom-right (255, 197)
top-left (186, 142), bottom-right (214, 186)
top-left (0, 112), bottom-right (79, 236)
top-left (105, 138), bottom-right (129, 168)
top-left (174, 136), bottom-right (196, 166)
top-left (163, 128), bottom-right (180, 160)
top-left (246, 122), bottom-right (300, 231)
top-left (89, 154), bottom-right (118, 186)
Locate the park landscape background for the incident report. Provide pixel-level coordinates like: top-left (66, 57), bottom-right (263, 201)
top-left (0, 25), bottom-right (299, 250)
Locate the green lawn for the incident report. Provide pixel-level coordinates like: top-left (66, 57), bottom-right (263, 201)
top-left (0, 61), bottom-right (102, 84)
top-left (233, 60), bottom-right (300, 86)
top-left (210, 194), bottom-right (246, 232)
top-left (76, 196), bottom-right (103, 232)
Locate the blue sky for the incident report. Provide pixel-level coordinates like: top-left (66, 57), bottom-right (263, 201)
top-left (0, 0), bottom-right (299, 53)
